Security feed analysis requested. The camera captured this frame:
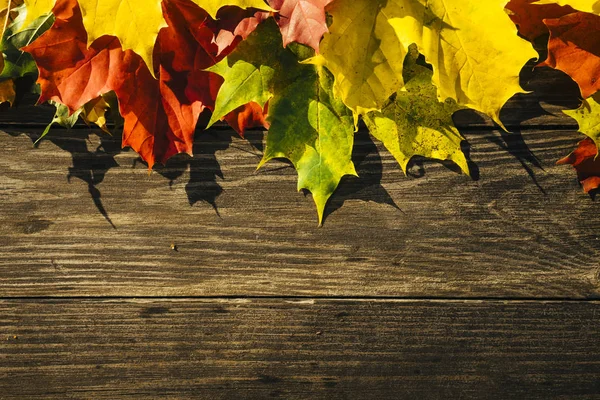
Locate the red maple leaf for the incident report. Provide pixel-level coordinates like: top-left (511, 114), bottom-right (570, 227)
top-left (505, 0), bottom-right (574, 41)
top-left (558, 137), bottom-right (600, 193)
top-left (540, 11), bottom-right (600, 99)
top-left (223, 102), bottom-right (270, 136)
top-left (269, 0), bottom-right (332, 52)
top-left (24, 0), bottom-right (262, 168)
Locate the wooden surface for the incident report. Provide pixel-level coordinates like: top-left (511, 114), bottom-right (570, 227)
top-left (1, 62), bottom-right (600, 398)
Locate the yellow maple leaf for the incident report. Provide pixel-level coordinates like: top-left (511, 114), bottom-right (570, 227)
top-left (19, 0), bottom-right (52, 32)
top-left (0, 79), bottom-right (15, 104)
top-left (81, 95), bottom-right (112, 134)
top-left (20, 0), bottom-right (166, 78)
top-left (190, 0), bottom-right (273, 19)
top-left (364, 46), bottom-right (470, 176)
top-left (307, 0), bottom-right (409, 118)
top-left (564, 93), bottom-right (600, 148)
top-left (77, 0), bottom-right (166, 79)
top-left (389, 0), bottom-right (537, 129)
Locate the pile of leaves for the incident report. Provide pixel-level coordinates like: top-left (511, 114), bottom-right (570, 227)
top-left (1, 0), bottom-right (599, 224)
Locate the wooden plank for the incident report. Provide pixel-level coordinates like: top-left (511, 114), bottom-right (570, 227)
top-left (1, 299), bottom-right (599, 399)
top-left (1, 126), bottom-right (600, 298)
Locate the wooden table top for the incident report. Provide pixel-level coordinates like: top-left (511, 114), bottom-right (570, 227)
top-left (1, 61), bottom-right (599, 399)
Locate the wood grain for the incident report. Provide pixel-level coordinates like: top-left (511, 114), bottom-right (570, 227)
top-left (1, 299), bottom-right (599, 399)
top-left (1, 125), bottom-right (599, 298)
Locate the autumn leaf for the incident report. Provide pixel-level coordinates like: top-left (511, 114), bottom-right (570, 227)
top-left (557, 138), bottom-right (600, 193)
top-left (209, 20), bottom-right (356, 223)
top-left (19, 0), bottom-right (53, 31)
top-left (11, 0), bottom-right (600, 220)
top-left (534, 0), bottom-right (600, 14)
top-left (268, 0), bottom-right (331, 52)
top-left (363, 46), bottom-right (469, 175)
top-left (505, 0), bottom-right (574, 41)
top-left (223, 102), bottom-right (269, 136)
top-left (260, 61), bottom-right (356, 225)
top-left (25, 0), bottom-right (226, 168)
top-left (306, 0), bottom-right (407, 118)
top-left (558, 94), bottom-right (600, 191)
top-left (0, 78), bottom-right (13, 103)
top-left (76, 0), bottom-right (166, 78)
top-left (0, 3), bottom-right (54, 82)
top-left (36, 99), bottom-right (82, 145)
top-left (0, 0), bottom-right (24, 40)
top-left (540, 11), bottom-right (600, 99)
top-left (38, 93), bottom-right (117, 143)
top-left (206, 20), bottom-right (285, 127)
top-left (389, 0), bottom-right (537, 129)
top-left (0, 2), bottom-right (52, 104)
top-left (212, 0), bottom-right (332, 55)
top-left (81, 92), bottom-right (116, 134)
top-left (563, 93), bottom-right (600, 147)
top-left (191, 0), bottom-right (273, 19)
top-left (21, 0), bottom-right (272, 76)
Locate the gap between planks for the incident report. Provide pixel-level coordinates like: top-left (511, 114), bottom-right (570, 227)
top-left (1, 296), bottom-right (600, 303)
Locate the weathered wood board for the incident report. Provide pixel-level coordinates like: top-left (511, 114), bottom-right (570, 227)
top-left (0, 126), bottom-right (599, 298)
top-left (2, 299), bottom-right (600, 399)
top-left (1, 58), bottom-right (599, 398)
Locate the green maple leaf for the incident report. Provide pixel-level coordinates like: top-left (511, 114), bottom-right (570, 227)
top-left (36, 100), bottom-right (83, 145)
top-left (0, 4), bottom-right (53, 81)
top-left (364, 46), bottom-right (470, 175)
top-left (208, 19), bottom-right (356, 224)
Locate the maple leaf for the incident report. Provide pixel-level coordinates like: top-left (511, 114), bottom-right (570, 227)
top-left (20, 0), bottom-right (272, 77)
top-left (0, 3), bottom-right (53, 82)
top-left (19, 0), bottom-right (53, 31)
top-left (0, 2), bottom-right (52, 104)
top-left (37, 99), bottom-right (83, 144)
top-left (210, 6), bottom-right (268, 60)
top-left (558, 94), bottom-right (600, 192)
top-left (363, 46), bottom-right (469, 175)
top-left (268, 0), bottom-right (332, 52)
top-left (223, 102), bottom-right (269, 136)
top-left (0, 0), bottom-right (24, 40)
top-left (306, 0), bottom-right (407, 117)
top-left (209, 20), bottom-right (356, 223)
top-left (206, 20), bottom-right (284, 127)
top-left (81, 92), bottom-right (117, 134)
top-left (76, 0), bottom-right (167, 78)
top-left (557, 138), bottom-right (600, 193)
top-left (505, 0), bottom-right (574, 41)
top-left (539, 11), bottom-right (600, 99)
top-left (389, 0), bottom-right (537, 129)
top-left (38, 92), bottom-right (116, 143)
top-left (24, 0), bottom-right (225, 168)
top-left (0, 79), bottom-right (14, 103)
top-left (212, 0), bottom-right (332, 55)
top-left (190, 0), bottom-right (273, 19)
top-left (563, 94), bottom-right (600, 147)
top-left (534, 0), bottom-right (600, 14)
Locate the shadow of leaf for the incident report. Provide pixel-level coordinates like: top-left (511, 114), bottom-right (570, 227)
top-left (154, 129), bottom-right (234, 215)
top-left (323, 131), bottom-right (400, 223)
top-left (5, 127), bottom-right (121, 228)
